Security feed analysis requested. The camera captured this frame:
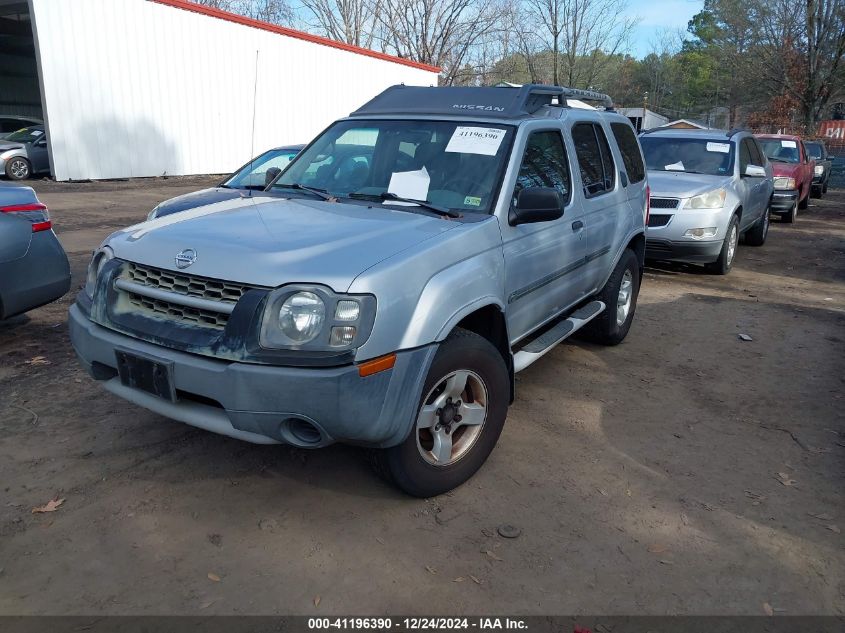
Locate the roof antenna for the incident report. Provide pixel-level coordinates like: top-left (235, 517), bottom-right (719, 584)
top-left (248, 49), bottom-right (259, 198)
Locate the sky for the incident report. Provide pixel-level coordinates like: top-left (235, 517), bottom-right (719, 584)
top-left (624, 0), bottom-right (704, 58)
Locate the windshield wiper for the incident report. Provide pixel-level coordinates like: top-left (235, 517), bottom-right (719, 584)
top-left (767, 156), bottom-right (792, 163)
top-left (276, 183), bottom-right (334, 200)
top-left (347, 192), bottom-right (461, 218)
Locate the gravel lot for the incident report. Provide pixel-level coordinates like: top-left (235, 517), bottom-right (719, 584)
top-left (0, 177), bottom-right (843, 615)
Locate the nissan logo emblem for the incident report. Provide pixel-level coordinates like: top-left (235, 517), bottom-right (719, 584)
top-left (175, 249), bottom-right (197, 269)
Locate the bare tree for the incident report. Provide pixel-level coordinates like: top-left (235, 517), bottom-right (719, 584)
top-left (192, 0), bottom-right (294, 25)
top-left (300, 0), bottom-right (382, 47)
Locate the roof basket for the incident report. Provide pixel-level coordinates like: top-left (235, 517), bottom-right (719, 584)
top-left (350, 84), bottom-right (614, 119)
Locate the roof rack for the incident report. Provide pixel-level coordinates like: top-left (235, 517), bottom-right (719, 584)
top-left (350, 84), bottom-right (614, 119)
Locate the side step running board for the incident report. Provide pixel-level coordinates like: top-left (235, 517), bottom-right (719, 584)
top-left (512, 301), bottom-right (605, 373)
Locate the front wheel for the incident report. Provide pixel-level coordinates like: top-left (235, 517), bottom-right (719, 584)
top-left (798, 187), bottom-right (809, 209)
top-left (374, 328), bottom-right (509, 497)
top-left (705, 215), bottom-right (739, 275)
top-left (5, 157), bottom-right (31, 180)
top-left (583, 248), bottom-right (640, 346)
top-left (781, 200), bottom-right (797, 223)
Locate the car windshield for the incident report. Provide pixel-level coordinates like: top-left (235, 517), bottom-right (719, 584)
top-left (6, 127), bottom-right (44, 143)
top-left (759, 138), bottom-right (800, 163)
top-left (640, 136), bottom-right (734, 176)
top-left (224, 148), bottom-right (300, 189)
top-left (273, 119), bottom-right (515, 214)
top-left (805, 142), bottom-right (823, 159)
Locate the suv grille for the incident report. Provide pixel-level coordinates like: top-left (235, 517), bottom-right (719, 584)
top-left (118, 262), bottom-right (258, 330)
top-left (650, 197), bottom-right (680, 209)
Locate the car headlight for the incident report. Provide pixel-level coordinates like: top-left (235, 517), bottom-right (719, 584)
top-left (814, 165), bottom-right (824, 176)
top-left (773, 177), bottom-right (796, 190)
top-left (686, 189), bottom-right (726, 209)
top-left (259, 285), bottom-right (376, 351)
top-left (85, 246), bottom-right (114, 297)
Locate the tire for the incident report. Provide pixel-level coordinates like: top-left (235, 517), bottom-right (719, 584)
top-left (583, 248), bottom-right (640, 346)
top-left (798, 187), bottom-right (809, 209)
top-left (811, 185), bottom-right (822, 199)
top-left (744, 205), bottom-right (770, 247)
top-left (5, 157), bottom-right (31, 180)
top-left (780, 200), bottom-right (797, 223)
top-left (705, 215), bottom-right (739, 275)
top-left (373, 328), bottom-right (509, 497)
top-left (823, 181), bottom-right (828, 194)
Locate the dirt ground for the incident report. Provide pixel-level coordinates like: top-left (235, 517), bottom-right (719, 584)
top-left (0, 176), bottom-right (843, 616)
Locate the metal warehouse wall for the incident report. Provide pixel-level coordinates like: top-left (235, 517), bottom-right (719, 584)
top-left (29, 0), bottom-right (438, 181)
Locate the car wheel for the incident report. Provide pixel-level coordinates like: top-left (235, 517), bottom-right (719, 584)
top-left (781, 200), bottom-right (797, 223)
top-left (744, 205), bottom-right (770, 247)
top-left (5, 157), bottom-right (31, 180)
top-left (373, 328), bottom-right (509, 498)
top-left (706, 215), bottom-right (739, 275)
top-left (583, 248), bottom-right (640, 346)
top-left (811, 185), bottom-right (822, 199)
top-left (823, 181), bottom-right (828, 195)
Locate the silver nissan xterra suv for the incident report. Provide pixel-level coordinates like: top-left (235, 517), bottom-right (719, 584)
top-left (70, 84), bottom-right (648, 497)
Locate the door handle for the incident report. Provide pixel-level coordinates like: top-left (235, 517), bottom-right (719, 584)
top-left (571, 220), bottom-right (584, 231)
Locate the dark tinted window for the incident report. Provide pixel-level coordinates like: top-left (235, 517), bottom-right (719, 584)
top-left (805, 142), bottom-right (824, 159)
top-left (611, 122), bottom-right (645, 183)
top-left (573, 123), bottom-right (614, 197)
top-left (513, 131), bottom-right (571, 205)
top-left (739, 139), bottom-right (752, 173)
top-left (749, 138), bottom-right (766, 165)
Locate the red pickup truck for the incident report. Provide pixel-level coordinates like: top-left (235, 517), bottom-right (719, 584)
top-left (756, 134), bottom-right (815, 223)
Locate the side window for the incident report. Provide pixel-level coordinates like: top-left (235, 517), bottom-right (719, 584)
top-left (739, 139), bottom-right (752, 174)
top-left (610, 122), bottom-right (645, 183)
top-left (750, 138), bottom-right (767, 165)
top-left (572, 123), bottom-right (615, 197)
top-left (512, 131), bottom-right (571, 207)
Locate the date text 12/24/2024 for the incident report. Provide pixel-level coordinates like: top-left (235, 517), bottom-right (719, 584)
top-left (308, 618), bottom-right (529, 630)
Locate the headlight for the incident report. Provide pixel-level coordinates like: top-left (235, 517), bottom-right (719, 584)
top-left (85, 246), bottom-right (114, 297)
top-left (278, 292), bottom-right (325, 343)
top-left (773, 177), bottom-right (796, 190)
top-left (686, 189), bottom-right (726, 209)
top-left (814, 165), bottom-right (824, 176)
top-left (259, 285), bottom-right (376, 351)
top-left (684, 227), bottom-right (718, 239)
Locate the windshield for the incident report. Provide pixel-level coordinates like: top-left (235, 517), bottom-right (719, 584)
top-left (6, 127), bottom-right (44, 143)
top-left (759, 138), bottom-right (800, 163)
top-left (805, 142), bottom-right (823, 159)
top-left (273, 119), bottom-right (515, 214)
top-left (224, 148), bottom-right (300, 189)
top-left (640, 136), bottom-right (734, 176)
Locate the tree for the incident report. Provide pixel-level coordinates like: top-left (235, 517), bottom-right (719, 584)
top-left (299, 0), bottom-right (382, 47)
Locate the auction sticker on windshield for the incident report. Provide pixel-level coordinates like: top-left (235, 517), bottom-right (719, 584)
top-left (706, 142), bottom-right (730, 153)
top-left (781, 140), bottom-right (797, 148)
top-left (446, 127), bottom-right (506, 156)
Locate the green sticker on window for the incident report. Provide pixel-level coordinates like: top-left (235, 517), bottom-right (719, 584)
top-left (464, 196), bottom-right (482, 206)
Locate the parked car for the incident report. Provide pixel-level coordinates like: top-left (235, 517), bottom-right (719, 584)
top-left (0, 115), bottom-right (43, 140)
top-left (70, 84), bottom-right (647, 496)
top-left (805, 139), bottom-right (832, 197)
top-left (639, 128), bottom-right (773, 274)
top-left (756, 134), bottom-right (815, 222)
top-left (0, 183), bottom-right (70, 320)
top-left (0, 125), bottom-right (50, 180)
top-left (147, 145), bottom-right (304, 219)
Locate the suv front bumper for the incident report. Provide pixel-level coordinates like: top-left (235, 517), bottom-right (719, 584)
top-left (645, 238), bottom-right (723, 264)
top-left (69, 304), bottom-right (436, 448)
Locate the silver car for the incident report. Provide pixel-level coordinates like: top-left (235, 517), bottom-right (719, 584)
top-left (640, 129), bottom-right (774, 274)
top-left (69, 84), bottom-right (647, 496)
top-left (0, 125), bottom-right (50, 180)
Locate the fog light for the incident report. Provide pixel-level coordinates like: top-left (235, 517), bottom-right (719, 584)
top-left (330, 326), bottom-right (356, 346)
top-left (684, 227), bottom-right (718, 239)
top-left (335, 300), bottom-right (360, 321)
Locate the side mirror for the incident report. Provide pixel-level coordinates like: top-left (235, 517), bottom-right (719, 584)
top-left (509, 187), bottom-right (565, 226)
top-left (265, 167), bottom-right (282, 187)
top-left (744, 165), bottom-right (766, 178)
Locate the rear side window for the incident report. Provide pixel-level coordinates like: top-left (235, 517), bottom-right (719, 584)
top-left (572, 123), bottom-right (616, 197)
top-left (512, 131), bottom-right (571, 206)
top-left (610, 122), bottom-right (645, 183)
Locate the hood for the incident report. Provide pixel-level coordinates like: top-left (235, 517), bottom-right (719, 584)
top-left (648, 171), bottom-right (733, 199)
top-left (107, 196), bottom-right (461, 291)
top-left (769, 161), bottom-right (802, 178)
top-left (152, 187), bottom-right (244, 217)
top-left (0, 141), bottom-right (24, 153)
